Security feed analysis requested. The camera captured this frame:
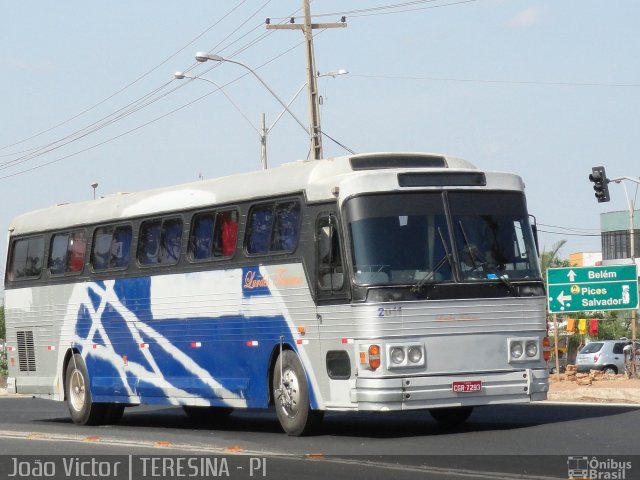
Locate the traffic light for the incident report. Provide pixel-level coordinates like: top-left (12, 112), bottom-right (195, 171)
top-left (589, 166), bottom-right (610, 203)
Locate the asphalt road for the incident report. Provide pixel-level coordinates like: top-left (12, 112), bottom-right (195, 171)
top-left (0, 397), bottom-right (639, 479)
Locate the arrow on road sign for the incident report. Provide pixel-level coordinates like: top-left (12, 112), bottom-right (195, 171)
top-left (556, 291), bottom-right (572, 306)
top-left (567, 270), bottom-right (577, 282)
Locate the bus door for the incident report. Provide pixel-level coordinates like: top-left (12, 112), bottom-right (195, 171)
top-left (315, 214), bottom-right (354, 407)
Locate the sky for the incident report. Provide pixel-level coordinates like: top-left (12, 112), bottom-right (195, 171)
top-left (1, 0), bottom-right (639, 284)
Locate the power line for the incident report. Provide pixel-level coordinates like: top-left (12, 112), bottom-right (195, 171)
top-left (538, 222), bottom-right (601, 233)
top-left (350, 73), bottom-right (640, 88)
top-left (538, 229), bottom-right (601, 237)
top-left (0, 3), bottom-right (286, 173)
top-left (269, 0), bottom-right (477, 20)
top-left (0, 1), bottom-right (252, 154)
top-left (0, 34), bottom-right (313, 180)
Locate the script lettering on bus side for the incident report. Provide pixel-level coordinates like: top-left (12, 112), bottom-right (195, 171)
top-left (243, 268), bottom-right (304, 290)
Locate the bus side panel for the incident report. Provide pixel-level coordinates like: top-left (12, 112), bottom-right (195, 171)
top-left (8, 264), bottom-right (323, 410)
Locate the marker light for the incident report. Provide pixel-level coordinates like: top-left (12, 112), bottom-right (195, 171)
top-left (543, 337), bottom-right (551, 362)
top-left (368, 345), bottom-right (381, 370)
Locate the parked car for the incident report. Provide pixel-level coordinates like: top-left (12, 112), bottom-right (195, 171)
top-left (576, 340), bottom-right (631, 374)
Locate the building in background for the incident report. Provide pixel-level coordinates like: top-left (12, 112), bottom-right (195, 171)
top-left (569, 251), bottom-right (602, 267)
top-left (600, 210), bottom-right (640, 267)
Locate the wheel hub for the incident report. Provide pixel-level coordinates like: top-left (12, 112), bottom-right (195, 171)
top-left (278, 367), bottom-right (300, 416)
top-left (69, 369), bottom-right (86, 412)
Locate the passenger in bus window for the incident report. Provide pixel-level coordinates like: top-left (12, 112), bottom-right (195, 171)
top-left (460, 244), bottom-right (485, 278)
top-left (248, 207), bottom-right (273, 254)
top-left (192, 215), bottom-right (214, 260)
top-left (68, 232), bottom-right (86, 273)
top-left (110, 227), bottom-right (132, 268)
top-left (25, 256), bottom-right (41, 277)
top-left (272, 202), bottom-right (300, 251)
top-left (159, 221), bottom-right (182, 264)
top-left (139, 223), bottom-right (161, 264)
top-left (220, 211), bottom-right (238, 257)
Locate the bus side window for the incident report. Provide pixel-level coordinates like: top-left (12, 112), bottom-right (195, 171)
top-left (110, 226), bottom-right (132, 268)
top-left (247, 206), bottom-right (273, 254)
top-left (92, 225), bottom-right (131, 270)
top-left (138, 221), bottom-right (162, 265)
top-left (159, 219), bottom-right (183, 265)
top-left (49, 233), bottom-right (70, 275)
top-left (92, 226), bottom-right (114, 270)
top-left (191, 213), bottom-right (215, 260)
top-left (9, 236), bottom-right (44, 280)
top-left (216, 210), bottom-right (238, 257)
top-left (49, 230), bottom-right (85, 275)
top-left (317, 215), bottom-right (344, 291)
top-left (67, 231), bottom-right (87, 273)
top-left (271, 202), bottom-right (301, 252)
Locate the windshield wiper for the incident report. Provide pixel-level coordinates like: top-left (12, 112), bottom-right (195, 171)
top-left (412, 227), bottom-right (451, 293)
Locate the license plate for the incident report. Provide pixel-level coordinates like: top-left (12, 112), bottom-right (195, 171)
top-left (452, 380), bottom-right (482, 393)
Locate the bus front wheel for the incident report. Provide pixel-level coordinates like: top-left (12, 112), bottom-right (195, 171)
top-left (65, 354), bottom-right (109, 425)
top-left (272, 350), bottom-right (323, 436)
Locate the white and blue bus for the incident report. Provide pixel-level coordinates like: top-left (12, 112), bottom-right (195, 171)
top-left (4, 152), bottom-right (549, 435)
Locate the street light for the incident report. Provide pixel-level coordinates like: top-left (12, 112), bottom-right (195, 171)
top-left (91, 181), bottom-right (98, 200)
top-left (176, 71), bottom-right (269, 168)
top-left (194, 52), bottom-right (309, 136)
top-left (175, 72), bottom-right (260, 138)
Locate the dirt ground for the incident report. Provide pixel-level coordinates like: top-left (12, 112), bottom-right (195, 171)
top-left (549, 375), bottom-right (640, 390)
top-left (548, 374), bottom-right (640, 404)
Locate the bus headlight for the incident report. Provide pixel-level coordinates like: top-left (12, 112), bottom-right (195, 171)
top-left (509, 337), bottom-right (541, 363)
top-left (408, 346), bottom-right (423, 364)
top-left (390, 346), bottom-right (406, 365)
top-left (511, 342), bottom-right (524, 359)
top-left (386, 344), bottom-right (425, 369)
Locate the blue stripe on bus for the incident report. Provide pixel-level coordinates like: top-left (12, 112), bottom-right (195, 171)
top-left (75, 276), bottom-right (318, 410)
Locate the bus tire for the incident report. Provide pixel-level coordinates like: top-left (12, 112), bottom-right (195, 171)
top-left (272, 350), bottom-right (323, 436)
top-left (65, 354), bottom-right (107, 425)
top-left (429, 406), bottom-right (473, 426)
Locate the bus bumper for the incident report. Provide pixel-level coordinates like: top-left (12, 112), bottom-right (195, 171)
top-left (352, 369), bottom-right (548, 411)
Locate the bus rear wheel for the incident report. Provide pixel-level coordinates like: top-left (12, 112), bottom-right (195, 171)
top-left (429, 406), bottom-right (474, 426)
top-left (65, 353), bottom-right (113, 425)
top-left (272, 350), bottom-right (323, 436)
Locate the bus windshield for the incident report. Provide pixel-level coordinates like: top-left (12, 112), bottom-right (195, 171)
top-left (345, 191), bottom-right (541, 285)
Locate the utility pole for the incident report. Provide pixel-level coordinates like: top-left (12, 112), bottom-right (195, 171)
top-left (610, 176), bottom-right (639, 342)
top-left (267, 0), bottom-right (346, 160)
top-left (260, 113), bottom-right (268, 170)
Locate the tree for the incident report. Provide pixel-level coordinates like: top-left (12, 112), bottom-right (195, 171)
top-left (540, 240), bottom-right (571, 286)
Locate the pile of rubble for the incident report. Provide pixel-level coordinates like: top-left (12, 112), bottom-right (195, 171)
top-left (563, 365), bottom-right (612, 386)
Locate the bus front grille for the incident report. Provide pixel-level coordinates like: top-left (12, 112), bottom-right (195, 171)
top-left (17, 331), bottom-right (36, 372)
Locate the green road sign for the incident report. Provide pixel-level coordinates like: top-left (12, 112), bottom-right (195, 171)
top-left (547, 265), bottom-right (638, 313)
